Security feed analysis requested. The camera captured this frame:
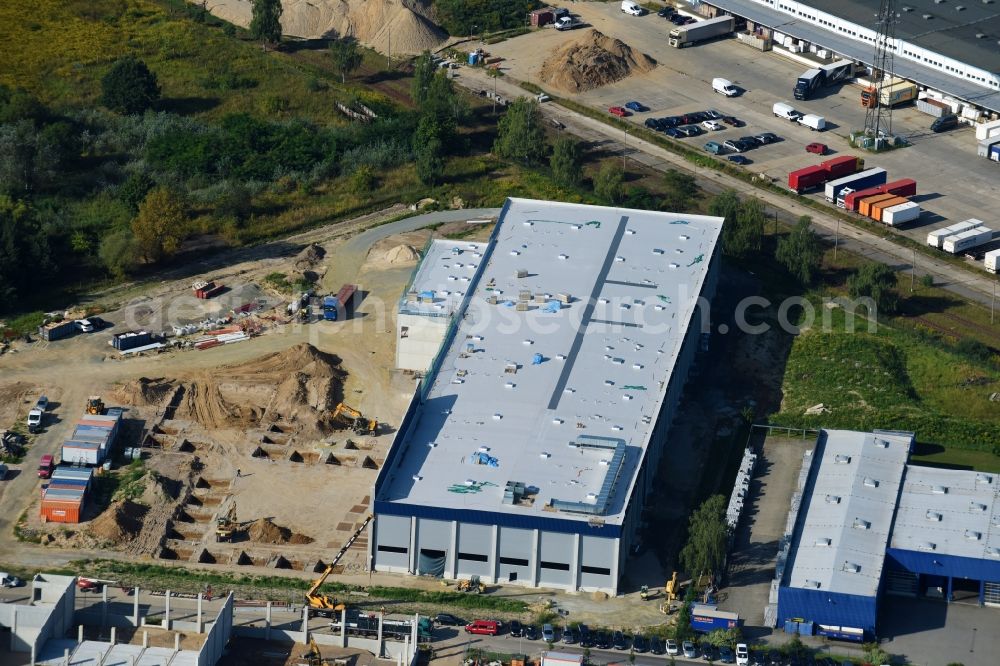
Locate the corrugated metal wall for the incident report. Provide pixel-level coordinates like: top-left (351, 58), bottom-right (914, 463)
top-left (886, 548), bottom-right (1000, 584)
top-left (778, 586), bottom-right (878, 635)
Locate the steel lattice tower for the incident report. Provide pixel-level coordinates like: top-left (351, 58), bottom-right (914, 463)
top-left (864, 0), bottom-right (898, 141)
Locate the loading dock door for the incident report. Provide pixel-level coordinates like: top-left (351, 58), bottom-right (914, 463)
top-left (984, 581), bottom-right (1000, 607)
top-left (418, 549), bottom-right (446, 577)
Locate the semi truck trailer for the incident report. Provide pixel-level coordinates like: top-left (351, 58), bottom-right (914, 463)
top-left (824, 168), bottom-right (887, 203)
top-left (668, 15), bottom-right (735, 48)
top-left (794, 60), bottom-right (854, 100)
top-left (927, 219), bottom-right (985, 248)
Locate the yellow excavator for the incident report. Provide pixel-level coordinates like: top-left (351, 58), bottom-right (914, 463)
top-left (332, 402), bottom-right (378, 436)
top-left (305, 562), bottom-right (347, 617)
top-left (665, 571), bottom-right (679, 603)
top-left (457, 575), bottom-right (486, 593)
top-left (301, 635), bottom-right (331, 666)
top-left (216, 503), bottom-right (238, 542)
top-left (86, 396), bottom-right (104, 415)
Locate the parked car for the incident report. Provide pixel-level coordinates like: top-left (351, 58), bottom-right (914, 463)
top-left (542, 624), bottom-right (555, 642)
top-left (509, 620), bottom-right (523, 637)
top-left (612, 630), bottom-right (628, 650)
top-left (27, 408), bottom-right (43, 433)
top-left (0, 463), bottom-right (7, 480)
top-left (579, 624), bottom-right (591, 647)
top-left (702, 120), bottom-right (724, 131)
top-left (661, 115), bottom-right (682, 127)
top-left (719, 646), bottom-right (736, 664)
top-left (704, 109), bottom-right (723, 119)
top-left (722, 115), bottom-right (744, 127)
top-left (664, 127), bottom-right (683, 138)
top-left (77, 578), bottom-right (100, 592)
top-left (37, 454), bottom-right (54, 479)
top-left (625, 101), bottom-right (648, 112)
top-left (683, 125), bottom-right (704, 136)
top-left (35, 395), bottom-right (49, 412)
top-left (465, 620), bottom-right (499, 636)
top-left (0, 573), bottom-right (24, 588)
top-left (806, 142), bottom-right (828, 155)
top-left (561, 626), bottom-right (577, 644)
top-left (657, 7), bottom-right (675, 18)
top-left (644, 118), bottom-right (662, 130)
top-left (524, 625), bottom-right (539, 640)
top-left (728, 155), bottom-right (752, 165)
top-left (736, 643), bottom-right (750, 666)
top-left (701, 644), bottom-right (715, 661)
top-left (435, 613), bottom-right (464, 626)
top-left (724, 140), bottom-right (744, 153)
top-left (931, 114), bottom-right (958, 132)
top-left (608, 106), bottom-right (628, 117)
top-left (755, 132), bottom-right (780, 145)
top-left (704, 141), bottom-right (724, 154)
top-left (683, 641), bottom-right (697, 658)
top-left (650, 637), bottom-right (665, 655)
top-left (594, 631), bottom-right (611, 649)
top-left (75, 319), bottom-right (94, 333)
top-left (666, 639), bottom-right (679, 656)
top-left (632, 634), bottom-right (648, 653)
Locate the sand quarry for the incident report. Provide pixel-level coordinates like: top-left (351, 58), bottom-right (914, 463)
top-left (200, 0), bottom-right (446, 54)
top-left (11, 221), bottom-right (464, 574)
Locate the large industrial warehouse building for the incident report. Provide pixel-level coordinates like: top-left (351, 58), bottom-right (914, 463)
top-left (701, 0), bottom-right (1000, 114)
top-left (777, 429), bottom-right (1000, 640)
top-left (369, 198), bottom-right (724, 595)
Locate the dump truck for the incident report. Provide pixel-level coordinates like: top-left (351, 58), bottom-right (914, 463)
top-left (668, 15), bottom-right (734, 48)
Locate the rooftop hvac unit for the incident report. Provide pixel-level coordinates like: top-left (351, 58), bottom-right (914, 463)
top-left (843, 562), bottom-right (861, 573)
top-left (971, 502), bottom-right (988, 512)
top-left (864, 477), bottom-right (879, 488)
top-left (805, 580), bottom-right (821, 589)
top-left (926, 511), bottom-right (943, 521)
top-left (835, 455), bottom-right (852, 464)
top-left (853, 518), bottom-right (872, 530)
top-left (825, 495), bottom-right (842, 504)
top-left (965, 530), bottom-right (982, 540)
top-left (921, 542), bottom-right (937, 551)
top-left (932, 485), bottom-right (948, 494)
top-left (815, 538), bottom-right (832, 547)
top-left (976, 473), bottom-right (993, 484)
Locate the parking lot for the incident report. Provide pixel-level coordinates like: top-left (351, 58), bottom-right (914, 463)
top-left (486, 3), bottom-right (1000, 253)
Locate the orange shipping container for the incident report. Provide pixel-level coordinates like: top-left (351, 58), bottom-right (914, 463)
top-left (40, 499), bottom-right (82, 523)
top-left (870, 196), bottom-right (909, 222)
top-left (858, 193), bottom-right (896, 218)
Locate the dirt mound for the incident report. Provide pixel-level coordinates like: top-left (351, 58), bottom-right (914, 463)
top-left (365, 242), bottom-right (421, 270)
top-left (294, 244), bottom-right (326, 269)
top-left (111, 377), bottom-right (174, 406)
top-left (174, 344), bottom-right (346, 433)
top-left (246, 518), bottom-right (314, 545)
top-left (89, 500), bottom-right (148, 545)
top-left (539, 29), bottom-right (656, 93)
top-left (201, 0), bottom-right (446, 54)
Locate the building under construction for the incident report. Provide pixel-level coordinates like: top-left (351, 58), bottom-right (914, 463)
top-left (370, 198), bottom-right (724, 595)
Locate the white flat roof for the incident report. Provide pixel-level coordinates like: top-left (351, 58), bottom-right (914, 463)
top-left (891, 466), bottom-right (1000, 560)
top-left (378, 198), bottom-right (723, 525)
top-left (399, 240), bottom-right (489, 318)
top-left (786, 429), bottom-right (913, 597)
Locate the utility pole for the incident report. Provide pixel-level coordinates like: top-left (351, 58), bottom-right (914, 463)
top-left (910, 248), bottom-right (915, 292)
top-left (834, 218), bottom-right (840, 261)
top-left (493, 70), bottom-right (498, 115)
top-left (623, 128), bottom-right (628, 171)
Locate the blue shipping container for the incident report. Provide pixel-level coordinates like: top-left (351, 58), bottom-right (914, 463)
top-left (690, 605), bottom-right (743, 632)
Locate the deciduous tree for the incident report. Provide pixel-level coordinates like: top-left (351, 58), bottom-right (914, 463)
top-left (131, 187), bottom-right (185, 263)
top-left (593, 163), bottom-right (624, 204)
top-left (493, 98), bottom-right (544, 165)
top-left (101, 56), bottom-right (160, 115)
top-left (330, 38), bottom-right (363, 84)
top-left (848, 262), bottom-right (898, 314)
top-left (250, 0), bottom-right (283, 46)
top-left (549, 137), bottom-right (583, 188)
top-left (679, 494), bottom-right (728, 582)
top-left (776, 216), bottom-right (823, 284)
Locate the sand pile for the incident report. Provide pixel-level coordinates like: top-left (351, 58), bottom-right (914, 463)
top-left (365, 240), bottom-right (421, 270)
top-left (539, 29), bottom-right (656, 93)
top-left (89, 500), bottom-right (148, 545)
top-left (111, 377), bottom-right (174, 406)
top-left (174, 343), bottom-right (346, 432)
top-left (247, 517), bottom-right (315, 545)
top-left (294, 243), bottom-right (326, 269)
top-left (199, 0), bottom-right (446, 54)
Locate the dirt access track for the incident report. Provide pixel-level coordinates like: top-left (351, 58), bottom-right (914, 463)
top-left (0, 206), bottom-right (498, 579)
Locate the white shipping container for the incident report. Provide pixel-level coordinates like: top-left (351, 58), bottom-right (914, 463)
top-left (916, 98), bottom-right (949, 118)
top-left (942, 228), bottom-right (994, 254)
top-left (926, 219), bottom-right (985, 248)
top-left (61, 444), bottom-right (101, 466)
top-left (978, 139), bottom-right (1000, 158)
top-left (976, 118), bottom-right (1000, 141)
top-left (882, 202), bottom-right (921, 226)
top-left (985, 249), bottom-right (1000, 274)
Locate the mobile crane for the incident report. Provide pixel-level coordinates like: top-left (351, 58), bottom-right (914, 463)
top-left (305, 563), bottom-right (347, 617)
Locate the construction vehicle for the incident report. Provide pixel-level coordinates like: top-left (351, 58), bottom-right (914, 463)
top-left (86, 396), bottom-right (104, 415)
top-left (640, 584), bottom-right (650, 600)
top-left (332, 403), bottom-right (378, 436)
top-left (306, 563), bottom-right (347, 617)
top-left (215, 503), bottom-right (238, 542)
top-left (457, 575), bottom-right (486, 594)
top-left (301, 635), bottom-right (331, 666)
top-left (665, 571), bottom-right (679, 603)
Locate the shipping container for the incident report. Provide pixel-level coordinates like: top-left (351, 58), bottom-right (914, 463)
top-left (824, 168), bottom-right (887, 202)
top-left (51, 467), bottom-right (93, 492)
top-left (926, 219), bottom-right (986, 248)
top-left (38, 320), bottom-right (76, 342)
top-left (882, 202), bottom-right (921, 226)
top-left (870, 196), bottom-right (909, 223)
top-left (691, 605), bottom-right (743, 632)
top-left (788, 165), bottom-right (828, 193)
top-left (985, 248), bottom-right (1000, 274)
top-left (61, 441), bottom-right (102, 466)
top-left (112, 331), bottom-right (153, 351)
top-left (975, 118), bottom-right (1000, 141)
top-left (843, 186), bottom-right (886, 211)
top-left (991, 144), bottom-right (1000, 162)
top-left (916, 98), bottom-right (950, 118)
top-left (942, 227), bottom-right (994, 254)
top-left (859, 193), bottom-right (898, 218)
top-left (881, 178), bottom-right (917, 198)
top-left (40, 486), bottom-right (84, 523)
top-left (977, 138), bottom-right (1000, 159)
top-left (821, 155), bottom-right (863, 180)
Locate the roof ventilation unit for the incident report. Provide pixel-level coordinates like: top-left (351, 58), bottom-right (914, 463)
top-left (956, 4), bottom-right (966, 9)
top-left (825, 495), bottom-right (842, 504)
top-left (853, 518), bottom-right (872, 530)
top-left (920, 542), bottom-right (937, 551)
top-left (902, 4), bottom-right (914, 10)
top-left (863, 477), bottom-right (879, 488)
top-left (923, 13), bottom-right (934, 18)
top-left (835, 454), bottom-right (852, 464)
top-left (412, 475), bottom-right (422, 481)
top-left (976, 473), bottom-right (993, 484)
top-left (976, 32), bottom-right (987, 38)
top-left (843, 562), bottom-right (861, 573)
top-left (971, 502), bottom-right (988, 512)
top-left (873, 438), bottom-right (889, 448)
top-left (926, 510), bottom-right (943, 521)
top-left (815, 538), bottom-right (832, 547)
top-left (932, 485), bottom-right (948, 494)
top-left (965, 530), bottom-right (982, 540)
top-left (805, 580), bottom-right (821, 589)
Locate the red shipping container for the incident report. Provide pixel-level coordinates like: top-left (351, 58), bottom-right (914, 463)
top-left (821, 155), bottom-right (862, 180)
top-left (41, 499), bottom-right (82, 523)
top-left (882, 178), bottom-right (916, 198)
top-left (788, 165), bottom-right (828, 193)
top-left (843, 185), bottom-right (885, 212)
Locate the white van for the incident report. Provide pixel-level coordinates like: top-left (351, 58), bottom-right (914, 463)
top-left (712, 78), bottom-right (738, 97)
top-left (798, 113), bottom-right (826, 131)
top-left (773, 102), bottom-right (802, 121)
top-left (75, 319), bottom-right (94, 333)
top-left (621, 1), bottom-right (643, 16)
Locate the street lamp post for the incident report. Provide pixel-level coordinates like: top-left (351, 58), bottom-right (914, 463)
top-left (623, 128), bottom-right (628, 171)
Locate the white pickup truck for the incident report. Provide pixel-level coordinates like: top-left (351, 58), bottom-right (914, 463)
top-left (555, 16), bottom-right (582, 31)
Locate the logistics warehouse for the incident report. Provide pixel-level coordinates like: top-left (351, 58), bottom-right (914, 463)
top-left (368, 198), bottom-right (724, 595)
top-left (775, 429), bottom-right (1000, 640)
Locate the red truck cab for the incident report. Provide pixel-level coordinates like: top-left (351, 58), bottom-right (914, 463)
top-left (37, 454), bottom-right (54, 479)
